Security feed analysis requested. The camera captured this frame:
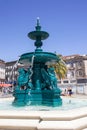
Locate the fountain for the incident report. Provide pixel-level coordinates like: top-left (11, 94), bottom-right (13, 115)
top-left (1, 19), bottom-right (87, 130)
top-left (13, 18), bottom-right (62, 107)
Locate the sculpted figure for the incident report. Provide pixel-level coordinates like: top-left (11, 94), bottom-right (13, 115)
top-left (41, 68), bottom-right (51, 90)
top-left (41, 67), bottom-right (58, 90)
top-left (17, 67), bottom-right (33, 89)
top-left (47, 67), bottom-right (58, 89)
top-left (17, 68), bottom-right (29, 87)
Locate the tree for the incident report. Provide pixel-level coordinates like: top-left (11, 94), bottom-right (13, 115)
top-left (53, 55), bottom-right (67, 79)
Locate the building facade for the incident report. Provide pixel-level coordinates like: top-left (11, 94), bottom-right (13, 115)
top-left (0, 59), bottom-right (5, 83)
top-left (5, 61), bottom-right (25, 84)
top-left (5, 61), bottom-right (18, 84)
top-left (59, 54), bottom-right (87, 94)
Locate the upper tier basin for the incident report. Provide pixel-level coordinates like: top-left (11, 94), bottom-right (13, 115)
top-left (19, 51), bottom-right (60, 65)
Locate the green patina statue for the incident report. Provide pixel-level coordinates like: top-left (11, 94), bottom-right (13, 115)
top-left (17, 68), bottom-right (33, 90)
top-left (41, 67), bottom-right (58, 90)
top-left (13, 18), bottom-right (62, 106)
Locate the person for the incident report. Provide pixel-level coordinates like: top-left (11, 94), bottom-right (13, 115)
top-left (68, 87), bottom-right (72, 96)
top-left (64, 88), bottom-right (67, 95)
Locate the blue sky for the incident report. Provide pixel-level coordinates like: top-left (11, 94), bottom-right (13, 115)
top-left (0, 0), bottom-right (87, 62)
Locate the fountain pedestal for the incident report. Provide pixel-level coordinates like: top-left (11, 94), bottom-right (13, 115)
top-left (13, 18), bottom-right (62, 107)
top-left (13, 89), bottom-right (62, 106)
top-left (42, 89), bottom-right (62, 106)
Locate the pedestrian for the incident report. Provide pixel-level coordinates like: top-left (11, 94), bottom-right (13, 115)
top-left (68, 87), bottom-right (72, 96)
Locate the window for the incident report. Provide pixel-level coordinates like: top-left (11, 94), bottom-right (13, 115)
top-left (77, 62), bottom-right (82, 68)
top-left (63, 80), bottom-right (69, 83)
top-left (76, 70), bottom-right (83, 77)
top-left (70, 80), bottom-right (76, 83)
top-left (70, 63), bottom-right (73, 68)
top-left (58, 81), bottom-right (61, 84)
top-left (71, 71), bottom-right (74, 77)
top-left (79, 70), bottom-right (83, 76)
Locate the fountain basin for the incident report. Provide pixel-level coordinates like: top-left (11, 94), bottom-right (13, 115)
top-left (28, 31), bottom-right (49, 40)
top-left (1, 96), bottom-right (87, 111)
top-left (19, 51), bottom-right (60, 65)
top-left (0, 96), bottom-right (87, 130)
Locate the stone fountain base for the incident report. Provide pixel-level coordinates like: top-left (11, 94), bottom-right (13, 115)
top-left (0, 105), bottom-right (87, 130)
top-left (13, 88), bottom-right (62, 107)
top-left (42, 89), bottom-right (62, 106)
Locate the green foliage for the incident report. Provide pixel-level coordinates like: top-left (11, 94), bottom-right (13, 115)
top-left (53, 55), bottom-right (67, 79)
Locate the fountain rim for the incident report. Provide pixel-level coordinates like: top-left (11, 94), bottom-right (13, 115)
top-left (28, 31), bottom-right (49, 40)
top-left (20, 51), bottom-right (59, 57)
top-left (18, 51), bottom-right (60, 64)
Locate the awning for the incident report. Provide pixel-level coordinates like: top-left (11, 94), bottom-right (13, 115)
top-left (0, 84), bottom-right (12, 87)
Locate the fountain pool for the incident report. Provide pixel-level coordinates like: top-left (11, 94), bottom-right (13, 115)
top-left (0, 96), bottom-right (87, 111)
top-left (0, 97), bottom-right (87, 130)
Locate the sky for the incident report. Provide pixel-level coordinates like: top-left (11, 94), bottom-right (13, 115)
top-left (0, 0), bottom-right (87, 62)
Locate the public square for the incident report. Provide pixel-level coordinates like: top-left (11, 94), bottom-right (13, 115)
top-left (0, 0), bottom-right (87, 130)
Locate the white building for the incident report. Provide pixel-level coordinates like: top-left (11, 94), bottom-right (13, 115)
top-left (0, 59), bottom-right (5, 83)
top-left (59, 54), bottom-right (87, 94)
top-left (5, 61), bottom-right (24, 84)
